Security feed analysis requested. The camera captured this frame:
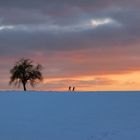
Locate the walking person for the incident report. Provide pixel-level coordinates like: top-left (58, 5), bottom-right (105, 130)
top-left (72, 86), bottom-right (75, 91)
top-left (69, 86), bottom-right (71, 91)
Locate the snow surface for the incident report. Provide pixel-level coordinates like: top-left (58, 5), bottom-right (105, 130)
top-left (0, 91), bottom-right (140, 140)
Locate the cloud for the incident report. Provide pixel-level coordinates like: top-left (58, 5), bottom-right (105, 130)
top-left (0, 0), bottom-right (140, 90)
top-left (91, 18), bottom-right (121, 28)
top-left (42, 77), bottom-right (116, 91)
top-left (0, 25), bottom-right (14, 30)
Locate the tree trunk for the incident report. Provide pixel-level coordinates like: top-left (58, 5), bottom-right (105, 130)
top-left (22, 82), bottom-right (27, 91)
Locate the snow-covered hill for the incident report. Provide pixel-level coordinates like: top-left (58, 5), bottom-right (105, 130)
top-left (0, 91), bottom-right (140, 140)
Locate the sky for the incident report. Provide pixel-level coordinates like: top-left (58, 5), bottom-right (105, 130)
top-left (0, 0), bottom-right (140, 91)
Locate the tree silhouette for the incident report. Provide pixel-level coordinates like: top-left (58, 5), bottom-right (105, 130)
top-left (9, 58), bottom-right (43, 91)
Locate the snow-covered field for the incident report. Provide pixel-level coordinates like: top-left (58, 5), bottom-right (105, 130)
top-left (0, 91), bottom-right (140, 140)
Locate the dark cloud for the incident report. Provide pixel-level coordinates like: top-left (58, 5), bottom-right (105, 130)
top-left (0, 0), bottom-right (140, 8)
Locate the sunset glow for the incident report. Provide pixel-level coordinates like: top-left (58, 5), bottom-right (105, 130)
top-left (39, 71), bottom-right (140, 91)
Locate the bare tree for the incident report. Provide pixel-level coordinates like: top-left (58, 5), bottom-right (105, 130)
top-left (9, 58), bottom-right (43, 91)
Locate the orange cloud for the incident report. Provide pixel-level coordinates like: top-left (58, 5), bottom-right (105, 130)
top-left (40, 71), bottom-right (140, 91)
top-left (0, 43), bottom-right (140, 91)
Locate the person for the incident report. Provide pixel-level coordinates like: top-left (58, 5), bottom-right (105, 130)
top-left (69, 86), bottom-right (71, 91)
top-left (72, 86), bottom-right (75, 91)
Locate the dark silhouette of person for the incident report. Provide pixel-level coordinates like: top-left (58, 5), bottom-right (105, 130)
top-left (72, 87), bottom-right (75, 91)
top-left (69, 86), bottom-right (71, 91)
